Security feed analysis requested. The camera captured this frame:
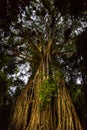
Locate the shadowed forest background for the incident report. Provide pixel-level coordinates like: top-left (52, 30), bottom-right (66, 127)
top-left (0, 0), bottom-right (87, 130)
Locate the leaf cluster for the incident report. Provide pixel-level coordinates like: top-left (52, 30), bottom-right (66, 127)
top-left (39, 77), bottom-right (58, 106)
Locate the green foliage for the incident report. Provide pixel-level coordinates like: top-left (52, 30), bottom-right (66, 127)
top-left (0, 0), bottom-right (87, 128)
top-left (39, 77), bottom-right (58, 106)
top-left (64, 43), bottom-right (76, 52)
top-left (64, 43), bottom-right (76, 58)
top-left (0, 71), bottom-right (7, 82)
top-left (69, 84), bottom-right (85, 105)
top-left (54, 70), bottom-right (63, 81)
top-left (0, 71), bottom-right (12, 108)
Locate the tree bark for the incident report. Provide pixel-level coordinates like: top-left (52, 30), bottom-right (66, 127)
top-left (8, 39), bottom-right (83, 130)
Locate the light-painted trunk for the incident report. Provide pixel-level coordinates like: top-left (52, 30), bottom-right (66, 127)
top-left (8, 39), bottom-right (83, 130)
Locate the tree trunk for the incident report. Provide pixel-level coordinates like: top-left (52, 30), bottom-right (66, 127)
top-left (8, 39), bottom-right (83, 130)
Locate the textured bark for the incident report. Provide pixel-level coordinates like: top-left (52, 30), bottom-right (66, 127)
top-left (8, 78), bottom-right (83, 130)
top-left (8, 39), bottom-right (83, 130)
